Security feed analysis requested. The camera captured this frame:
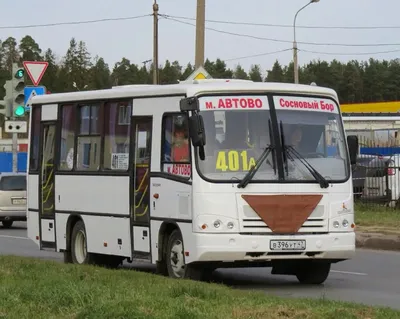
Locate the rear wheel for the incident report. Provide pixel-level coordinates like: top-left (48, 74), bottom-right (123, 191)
top-left (70, 220), bottom-right (94, 265)
top-left (295, 262), bottom-right (331, 285)
top-left (2, 220), bottom-right (13, 228)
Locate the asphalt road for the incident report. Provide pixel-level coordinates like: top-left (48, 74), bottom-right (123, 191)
top-left (1, 222), bottom-right (400, 310)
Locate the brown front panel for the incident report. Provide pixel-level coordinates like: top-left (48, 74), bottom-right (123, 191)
top-left (241, 194), bottom-right (323, 234)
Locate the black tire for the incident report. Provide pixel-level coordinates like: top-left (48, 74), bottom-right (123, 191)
top-left (296, 262), bottom-right (331, 285)
top-left (165, 229), bottom-right (203, 280)
top-left (2, 220), bottom-right (13, 228)
top-left (70, 220), bottom-right (95, 265)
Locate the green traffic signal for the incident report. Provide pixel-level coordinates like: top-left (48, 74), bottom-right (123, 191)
top-left (14, 105), bottom-right (25, 117)
top-left (14, 69), bottom-right (24, 79)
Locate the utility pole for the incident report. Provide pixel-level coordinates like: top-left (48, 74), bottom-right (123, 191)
top-left (293, 0), bottom-right (320, 84)
top-left (153, 0), bottom-right (159, 84)
top-left (195, 0), bottom-right (205, 68)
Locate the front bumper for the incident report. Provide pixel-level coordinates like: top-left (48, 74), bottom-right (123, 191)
top-left (187, 232), bottom-right (355, 263)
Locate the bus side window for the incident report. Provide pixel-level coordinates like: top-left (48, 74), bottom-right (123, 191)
top-left (59, 104), bottom-right (76, 171)
top-left (76, 104), bottom-right (102, 171)
top-left (161, 113), bottom-right (191, 178)
top-left (103, 101), bottom-right (131, 171)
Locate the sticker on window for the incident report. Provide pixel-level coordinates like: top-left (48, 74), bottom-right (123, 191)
top-left (199, 96), bottom-right (269, 111)
top-left (274, 96), bottom-right (339, 114)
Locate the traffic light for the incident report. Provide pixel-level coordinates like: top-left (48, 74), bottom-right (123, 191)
top-left (2, 80), bottom-right (13, 118)
top-left (11, 63), bottom-right (25, 118)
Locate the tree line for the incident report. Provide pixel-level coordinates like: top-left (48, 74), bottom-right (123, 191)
top-left (0, 35), bottom-right (399, 105)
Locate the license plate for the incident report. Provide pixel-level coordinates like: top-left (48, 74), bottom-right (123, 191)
top-left (12, 198), bottom-right (26, 205)
top-left (270, 240), bottom-right (306, 251)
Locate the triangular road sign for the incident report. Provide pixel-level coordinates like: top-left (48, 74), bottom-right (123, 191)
top-left (23, 61), bottom-right (49, 86)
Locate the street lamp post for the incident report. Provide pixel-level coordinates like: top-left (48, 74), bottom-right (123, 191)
top-left (293, 0), bottom-right (319, 84)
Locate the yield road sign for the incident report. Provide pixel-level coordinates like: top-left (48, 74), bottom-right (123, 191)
top-left (23, 61), bottom-right (49, 86)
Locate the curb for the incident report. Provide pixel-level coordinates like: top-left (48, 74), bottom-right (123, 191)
top-left (356, 231), bottom-right (400, 252)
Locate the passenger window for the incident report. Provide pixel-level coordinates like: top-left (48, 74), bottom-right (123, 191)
top-left (29, 106), bottom-right (41, 172)
top-left (59, 104), bottom-right (76, 171)
top-left (76, 104), bottom-right (102, 171)
top-left (103, 101), bottom-right (131, 171)
top-left (161, 114), bottom-right (191, 178)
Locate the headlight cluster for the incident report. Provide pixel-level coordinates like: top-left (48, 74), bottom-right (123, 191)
top-left (330, 216), bottom-right (355, 231)
top-left (194, 215), bottom-right (238, 233)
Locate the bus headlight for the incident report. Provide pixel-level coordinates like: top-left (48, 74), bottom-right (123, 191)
top-left (333, 221), bottom-right (340, 228)
top-left (329, 215), bottom-right (354, 232)
top-left (194, 215), bottom-right (238, 233)
top-left (213, 220), bottom-right (221, 228)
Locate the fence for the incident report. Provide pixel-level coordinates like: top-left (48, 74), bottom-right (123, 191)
top-left (352, 135), bottom-right (400, 209)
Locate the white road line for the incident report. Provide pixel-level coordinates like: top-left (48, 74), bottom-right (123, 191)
top-left (0, 235), bottom-right (29, 240)
top-left (331, 270), bottom-right (368, 276)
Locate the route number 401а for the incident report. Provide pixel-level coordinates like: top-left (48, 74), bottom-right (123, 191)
top-left (215, 150), bottom-right (256, 171)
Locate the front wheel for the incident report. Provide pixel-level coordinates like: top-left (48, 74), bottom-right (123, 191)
top-left (295, 262), bottom-right (331, 285)
top-left (165, 229), bottom-right (205, 280)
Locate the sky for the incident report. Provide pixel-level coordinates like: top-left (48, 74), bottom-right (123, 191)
top-left (1, 0), bottom-right (398, 76)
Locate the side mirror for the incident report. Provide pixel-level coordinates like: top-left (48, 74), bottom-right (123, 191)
top-left (347, 135), bottom-right (359, 165)
top-left (180, 97), bottom-right (199, 112)
top-left (188, 113), bottom-right (206, 147)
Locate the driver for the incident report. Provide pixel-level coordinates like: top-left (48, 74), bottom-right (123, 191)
top-left (288, 125), bottom-right (303, 151)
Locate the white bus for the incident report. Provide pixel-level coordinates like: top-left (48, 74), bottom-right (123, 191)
top-left (26, 79), bottom-right (359, 284)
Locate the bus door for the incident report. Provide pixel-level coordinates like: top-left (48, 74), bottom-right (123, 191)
top-left (131, 116), bottom-right (153, 255)
top-left (38, 122), bottom-right (56, 250)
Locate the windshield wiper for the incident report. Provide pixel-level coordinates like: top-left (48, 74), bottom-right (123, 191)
top-left (237, 145), bottom-right (273, 189)
top-left (285, 145), bottom-right (329, 188)
top-left (237, 120), bottom-right (275, 189)
top-left (279, 121), bottom-right (328, 188)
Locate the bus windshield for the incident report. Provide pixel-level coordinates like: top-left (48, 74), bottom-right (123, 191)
top-left (196, 95), bottom-right (278, 182)
top-left (195, 94), bottom-right (349, 183)
top-left (274, 95), bottom-right (349, 182)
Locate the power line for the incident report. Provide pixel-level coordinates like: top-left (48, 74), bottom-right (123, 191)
top-left (224, 48), bottom-right (400, 63)
top-left (162, 14), bottom-right (400, 30)
top-left (299, 48), bottom-right (400, 56)
top-left (0, 14), bottom-right (151, 30)
top-left (225, 48), bottom-right (292, 62)
top-left (160, 14), bottom-right (400, 47)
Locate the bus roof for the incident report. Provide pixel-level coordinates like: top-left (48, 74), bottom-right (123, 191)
top-left (30, 80), bottom-right (338, 105)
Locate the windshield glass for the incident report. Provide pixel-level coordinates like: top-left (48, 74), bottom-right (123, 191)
top-left (274, 95), bottom-right (349, 182)
top-left (196, 95), bottom-right (278, 182)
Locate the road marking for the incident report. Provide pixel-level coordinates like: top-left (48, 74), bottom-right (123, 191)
top-left (0, 235), bottom-right (29, 240)
top-left (331, 270), bottom-right (367, 276)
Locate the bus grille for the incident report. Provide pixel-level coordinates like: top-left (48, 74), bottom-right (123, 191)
top-left (240, 205), bottom-right (328, 234)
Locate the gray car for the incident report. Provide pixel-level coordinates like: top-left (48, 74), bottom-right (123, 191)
top-left (0, 173), bottom-right (27, 228)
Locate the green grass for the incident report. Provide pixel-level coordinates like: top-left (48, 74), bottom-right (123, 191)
top-left (355, 203), bottom-right (400, 230)
top-left (0, 256), bottom-right (399, 319)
